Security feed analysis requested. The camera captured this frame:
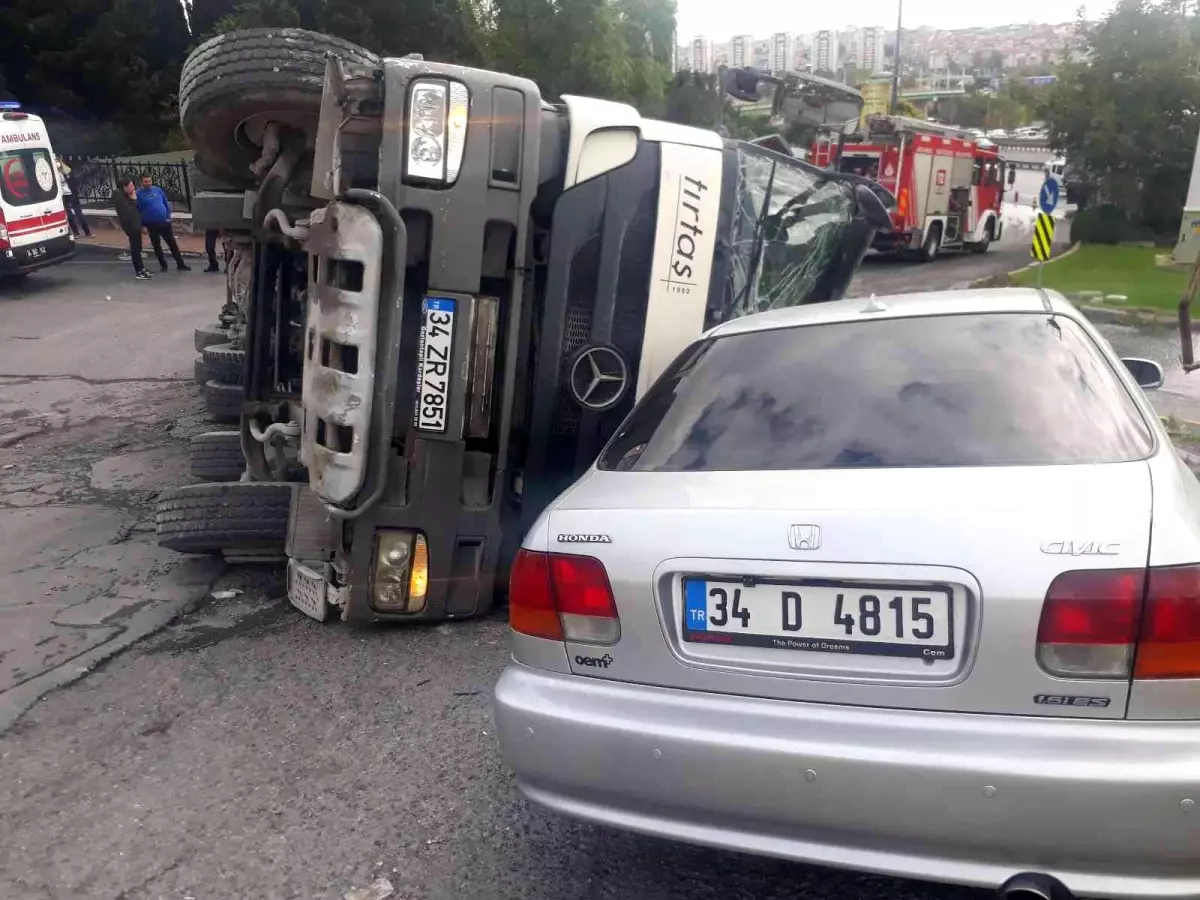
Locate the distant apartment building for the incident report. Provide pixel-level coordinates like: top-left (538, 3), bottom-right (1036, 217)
top-left (691, 36), bottom-right (714, 73)
top-left (713, 42), bottom-right (731, 70)
top-left (811, 29), bottom-right (839, 72)
top-left (857, 26), bottom-right (886, 73)
top-left (753, 39), bottom-right (771, 70)
top-left (731, 34), bottom-right (753, 68)
top-left (769, 32), bottom-right (795, 74)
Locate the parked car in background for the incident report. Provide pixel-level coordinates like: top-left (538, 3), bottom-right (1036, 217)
top-left (496, 286), bottom-right (1197, 900)
top-left (986, 127), bottom-right (1008, 139)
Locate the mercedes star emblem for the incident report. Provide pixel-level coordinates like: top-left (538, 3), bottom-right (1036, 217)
top-left (567, 345), bottom-right (629, 412)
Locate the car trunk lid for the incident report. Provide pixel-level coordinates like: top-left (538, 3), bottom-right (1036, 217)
top-left (550, 461), bottom-right (1151, 719)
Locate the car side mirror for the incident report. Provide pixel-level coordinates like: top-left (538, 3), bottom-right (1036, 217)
top-left (854, 182), bottom-right (895, 231)
top-left (1122, 357), bottom-right (1164, 390)
top-left (1007, 168), bottom-right (1016, 186)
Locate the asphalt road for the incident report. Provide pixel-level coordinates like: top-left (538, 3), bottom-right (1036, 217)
top-left (2, 250), bottom-right (1196, 900)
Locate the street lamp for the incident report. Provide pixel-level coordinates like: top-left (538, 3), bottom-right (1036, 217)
top-left (890, 0), bottom-right (903, 114)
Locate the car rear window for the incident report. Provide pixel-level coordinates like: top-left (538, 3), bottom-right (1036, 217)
top-left (0, 148), bottom-right (58, 208)
top-left (599, 313), bottom-right (1154, 472)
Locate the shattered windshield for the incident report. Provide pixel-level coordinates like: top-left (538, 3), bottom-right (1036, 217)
top-left (726, 147), bottom-right (859, 318)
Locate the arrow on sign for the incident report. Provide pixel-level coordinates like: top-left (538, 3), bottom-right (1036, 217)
top-left (1039, 178), bottom-right (1059, 216)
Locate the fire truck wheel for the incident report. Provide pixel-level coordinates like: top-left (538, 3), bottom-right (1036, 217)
top-left (156, 482), bottom-right (292, 554)
top-left (204, 380), bottom-right (244, 424)
top-left (194, 324), bottom-right (229, 353)
top-left (202, 343), bottom-right (246, 385)
top-left (971, 222), bottom-right (994, 254)
top-left (180, 28), bottom-right (379, 188)
top-left (190, 431), bottom-right (246, 482)
top-left (919, 224), bottom-right (942, 263)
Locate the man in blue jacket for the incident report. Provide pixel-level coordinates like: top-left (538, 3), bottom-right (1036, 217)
top-left (136, 172), bottom-right (190, 272)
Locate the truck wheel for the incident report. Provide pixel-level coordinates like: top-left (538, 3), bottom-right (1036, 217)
top-left (190, 431), bottom-right (246, 482)
top-left (156, 482), bottom-right (292, 553)
top-left (194, 324), bottom-right (229, 353)
top-left (919, 224), bottom-right (942, 263)
top-left (202, 343), bottom-right (246, 385)
top-left (204, 379), bottom-right (243, 424)
top-left (180, 28), bottom-right (379, 188)
top-left (970, 223), bottom-right (994, 254)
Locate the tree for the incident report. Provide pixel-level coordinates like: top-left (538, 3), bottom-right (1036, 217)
top-left (1045, 0), bottom-right (1200, 234)
top-left (0, 0), bottom-right (190, 153)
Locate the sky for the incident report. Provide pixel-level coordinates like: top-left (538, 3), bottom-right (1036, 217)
top-left (674, 0), bottom-right (1115, 40)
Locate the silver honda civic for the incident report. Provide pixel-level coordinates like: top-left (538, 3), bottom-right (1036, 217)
top-left (494, 287), bottom-right (1200, 900)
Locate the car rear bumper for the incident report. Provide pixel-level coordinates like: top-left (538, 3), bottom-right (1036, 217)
top-left (494, 664), bottom-right (1200, 899)
top-left (1, 234), bottom-right (74, 274)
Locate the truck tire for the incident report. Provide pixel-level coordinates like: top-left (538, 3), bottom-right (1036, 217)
top-left (970, 221), bottom-right (994, 254)
top-left (180, 29), bottom-right (379, 187)
top-left (194, 324), bottom-right (229, 352)
top-left (190, 431), bottom-right (246, 482)
top-left (156, 482), bottom-right (292, 553)
top-left (202, 343), bottom-right (246, 385)
top-left (204, 379), bottom-right (243, 424)
top-left (919, 224), bottom-right (942, 263)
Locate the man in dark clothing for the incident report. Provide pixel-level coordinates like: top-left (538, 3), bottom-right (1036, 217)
top-left (111, 179), bottom-right (150, 280)
top-left (136, 172), bottom-right (190, 272)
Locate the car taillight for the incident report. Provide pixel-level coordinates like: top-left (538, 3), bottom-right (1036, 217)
top-left (1037, 565), bottom-right (1200, 681)
top-left (1135, 565), bottom-right (1200, 679)
top-left (1036, 569), bottom-right (1144, 678)
top-left (509, 550), bottom-right (620, 645)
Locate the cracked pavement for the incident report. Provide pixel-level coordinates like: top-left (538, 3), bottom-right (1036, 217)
top-left (0, 257), bottom-right (222, 730)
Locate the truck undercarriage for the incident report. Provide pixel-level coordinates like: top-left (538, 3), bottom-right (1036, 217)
top-left (158, 29), bottom-right (893, 625)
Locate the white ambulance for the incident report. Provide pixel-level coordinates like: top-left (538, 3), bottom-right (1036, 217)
top-left (0, 107), bottom-right (74, 275)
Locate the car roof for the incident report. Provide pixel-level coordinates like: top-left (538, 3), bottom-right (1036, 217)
top-left (706, 288), bottom-right (1076, 340)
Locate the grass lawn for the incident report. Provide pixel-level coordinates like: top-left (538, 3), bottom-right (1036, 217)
top-left (1011, 244), bottom-right (1187, 313)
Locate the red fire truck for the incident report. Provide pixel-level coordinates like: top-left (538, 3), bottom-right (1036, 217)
top-left (811, 115), bottom-right (1013, 261)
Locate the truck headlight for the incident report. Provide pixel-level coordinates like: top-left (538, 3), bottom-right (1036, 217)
top-left (406, 79), bottom-right (469, 186)
top-left (372, 531), bottom-right (430, 613)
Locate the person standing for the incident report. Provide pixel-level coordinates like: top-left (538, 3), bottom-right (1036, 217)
top-left (56, 156), bottom-right (91, 238)
top-left (204, 229), bottom-right (221, 272)
top-left (136, 172), bottom-right (190, 272)
top-left (111, 179), bottom-right (151, 280)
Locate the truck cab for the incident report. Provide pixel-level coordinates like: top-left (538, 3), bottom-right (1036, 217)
top-left (165, 32), bottom-right (893, 624)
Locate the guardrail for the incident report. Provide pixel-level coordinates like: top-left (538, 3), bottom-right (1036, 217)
top-left (61, 157), bottom-right (192, 211)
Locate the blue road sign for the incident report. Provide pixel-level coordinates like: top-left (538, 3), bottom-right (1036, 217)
top-left (1039, 178), bottom-right (1060, 215)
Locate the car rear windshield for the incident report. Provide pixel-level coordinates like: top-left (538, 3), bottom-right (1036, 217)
top-left (0, 148), bottom-right (58, 208)
top-left (599, 313), bottom-right (1154, 471)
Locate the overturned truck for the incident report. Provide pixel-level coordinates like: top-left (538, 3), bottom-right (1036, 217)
top-left (159, 29), bottom-right (893, 624)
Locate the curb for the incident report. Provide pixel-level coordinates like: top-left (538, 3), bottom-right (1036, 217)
top-left (71, 240), bottom-right (207, 261)
top-left (968, 242), bottom-right (1083, 289)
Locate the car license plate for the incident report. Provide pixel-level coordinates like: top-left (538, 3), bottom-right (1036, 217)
top-left (414, 297), bottom-right (455, 432)
top-left (23, 244), bottom-right (47, 260)
top-left (683, 579), bottom-right (954, 659)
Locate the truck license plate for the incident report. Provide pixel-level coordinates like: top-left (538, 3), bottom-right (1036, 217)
top-left (414, 297), bottom-right (455, 432)
top-left (24, 245), bottom-right (47, 260)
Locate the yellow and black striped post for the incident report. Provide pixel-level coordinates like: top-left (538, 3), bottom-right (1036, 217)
top-left (1031, 211), bottom-right (1055, 286)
